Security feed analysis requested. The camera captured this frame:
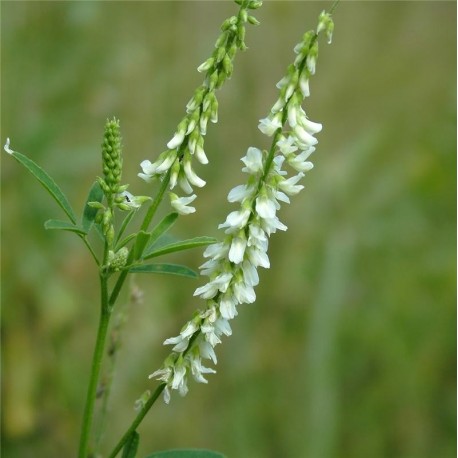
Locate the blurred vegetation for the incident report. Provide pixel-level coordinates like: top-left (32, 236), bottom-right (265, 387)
top-left (1, 1), bottom-right (456, 457)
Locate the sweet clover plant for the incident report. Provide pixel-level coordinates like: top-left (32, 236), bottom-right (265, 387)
top-left (4, 1), bottom-right (337, 457)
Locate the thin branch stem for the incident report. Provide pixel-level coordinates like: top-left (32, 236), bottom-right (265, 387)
top-left (140, 170), bottom-right (171, 232)
top-left (108, 383), bottom-right (166, 458)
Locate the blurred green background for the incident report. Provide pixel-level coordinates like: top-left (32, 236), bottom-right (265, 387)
top-left (1, 1), bottom-right (456, 457)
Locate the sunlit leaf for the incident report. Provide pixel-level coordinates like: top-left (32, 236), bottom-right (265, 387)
top-left (143, 236), bottom-right (217, 260)
top-left (8, 150), bottom-right (76, 223)
top-left (129, 263), bottom-right (198, 278)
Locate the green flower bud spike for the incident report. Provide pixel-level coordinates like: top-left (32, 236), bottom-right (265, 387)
top-left (101, 118), bottom-right (123, 202)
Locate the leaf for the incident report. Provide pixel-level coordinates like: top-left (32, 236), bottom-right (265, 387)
top-left (122, 430), bottom-right (140, 458)
top-left (143, 236), bottom-right (217, 260)
top-left (8, 149), bottom-right (76, 223)
top-left (129, 263), bottom-right (198, 278)
top-left (82, 181), bottom-right (104, 232)
top-left (116, 209), bottom-right (136, 245)
top-left (148, 213), bottom-right (179, 247)
top-left (145, 449), bottom-right (226, 458)
top-left (134, 231), bottom-right (151, 259)
top-left (44, 219), bottom-right (87, 235)
top-left (116, 233), bottom-right (137, 250)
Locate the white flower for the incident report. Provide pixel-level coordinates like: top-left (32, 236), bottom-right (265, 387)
top-left (260, 216), bottom-right (287, 236)
top-left (169, 193), bottom-right (197, 215)
top-left (241, 260), bottom-right (259, 287)
top-left (189, 354), bottom-right (216, 384)
top-left (258, 114), bottom-right (282, 136)
top-left (203, 242), bottom-right (229, 260)
top-left (163, 335), bottom-right (189, 352)
top-left (149, 366), bottom-right (172, 383)
top-left (180, 320), bottom-right (199, 339)
top-left (241, 147), bottom-right (264, 174)
top-left (271, 97), bottom-right (286, 114)
top-left (293, 124), bottom-right (318, 147)
top-left (278, 173), bottom-right (305, 196)
top-left (199, 340), bottom-right (218, 364)
top-left (233, 280), bottom-right (256, 304)
top-left (300, 116), bottom-right (322, 134)
top-left (4, 138), bottom-right (13, 155)
top-left (218, 208), bottom-right (251, 232)
top-left (299, 74), bottom-right (310, 97)
top-left (277, 136), bottom-right (298, 155)
top-left (219, 293), bottom-right (238, 319)
top-left (287, 149), bottom-right (314, 172)
top-left (195, 140), bottom-right (209, 165)
top-left (247, 224), bottom-right (268, 251)
top-left (228, 234), bottom-right (247, 264)
top-left (306, 55), bottom-right (316, 75)
top-left (177, 172), bottom-right (194, 195)
top-left (118, 191), bottom-right (148, 209)
top-left (183, 158), bottom-right (206, 188)
top-left (167, 131), bottom-right (186, 150)
top-left (201, 321), bottom-right (222, 347)
top-left (246, 246), bottom-right (270, 269)
top-left (138, 160), bottom-right (155, 182)
top-left (171, 363), bottom-right (188, 396)
top-left (215, 317), bottom-right (232, 337)
top-left (276, 75), bottom-right (289, 89)
top-left (194, 272), bottom-right (233, 299)
top-left (138, 151), bottom-right (177, 181)
top-left (227, 184), bottom-right (254, 203)
top-left (255, 193), bottom-right (277, 219)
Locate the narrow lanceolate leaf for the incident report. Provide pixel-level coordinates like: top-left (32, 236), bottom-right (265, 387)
top-left (149, 213), bottom-right (179, 247)
top-left (129, 263), bottom-right (198, 278)
top-left (145, 450), bottom-right (226, 458)
top-left (134, 230), bottom-right (152, 260)
top-left (116, 209), bottom-right (136, 245)
top-left (143, 236), bottom-right (217, 260)
top-left (8, 150), bottom-right (76, 224)
top-left (82, 181), bottom-right (104, 232)
top-left (121, 430), bottom-right (140, 458)
top-left (44, 219), bottom-right (87, 235)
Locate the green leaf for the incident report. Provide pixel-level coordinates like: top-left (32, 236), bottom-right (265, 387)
top-left (116, 209), bottom-right (136, 245)
top-left (44, 219), bottom-right (87, 235)
top-left (116, 233), bottom-right (137, 250)
top-left (149, 213), bottom-right (179, 247)
top-left (134, 230), bottom-right (151, 259)
top-left (145, 450), bottom-right (226, 458)
top-left (129, 263), bottom-right (198, 278)
top-left (8, 149), bottom-right (76, 223)
top-left (82, 181), bottom-right (104, 232)
top-left (143, 236), bottom-right (217, 260)
top-left (122, 430), bottom-right (140, 458)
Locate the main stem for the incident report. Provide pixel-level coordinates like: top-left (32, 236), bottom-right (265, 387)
top-left (78, 274), bottom-right (111, 458)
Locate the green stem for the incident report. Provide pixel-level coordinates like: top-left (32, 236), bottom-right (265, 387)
top-left (108, 383), bottom-right (166, 458)
top-left (141, 170), bottom-right (171, 232)
top-left (78, 274), bottom-right (111, 458)
top-left (109, 170), bottom-right (172, 309)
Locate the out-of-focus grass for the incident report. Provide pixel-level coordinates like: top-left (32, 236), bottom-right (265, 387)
top-left (1, 2), bottom-right (456, 457)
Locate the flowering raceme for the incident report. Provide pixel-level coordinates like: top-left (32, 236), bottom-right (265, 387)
top-left (150, 10), bottom-right (334, 403)
top-left (138, 0), bottom-right (262, 215)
